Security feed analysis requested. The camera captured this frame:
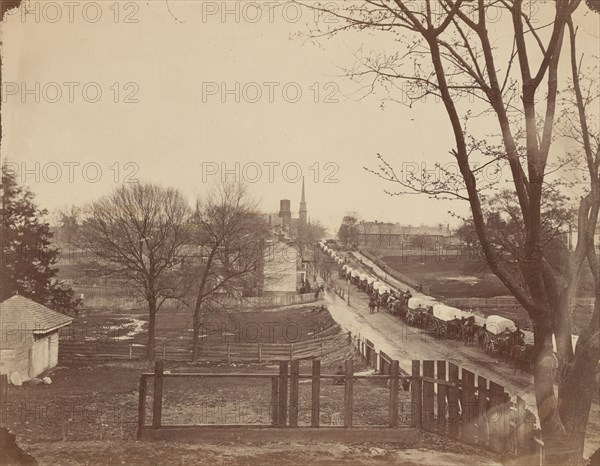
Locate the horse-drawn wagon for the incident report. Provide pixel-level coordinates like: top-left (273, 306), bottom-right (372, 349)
top-left (431, 304), bottom-right (464, 339)
top-left (406, 297), bottom-right (435, 327)
top-left (483, 314), bottom-right (517, 357)
top-left (358, 273), bottom-right (369, 290)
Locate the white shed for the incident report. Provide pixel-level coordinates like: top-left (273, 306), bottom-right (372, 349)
top-left (0, 295), bottom-right (73, 381)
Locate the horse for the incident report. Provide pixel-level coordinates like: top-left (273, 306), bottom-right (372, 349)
top-left (462, 322), bottom-right (476, 345)
top-left (368, 299), bottom-right (376, 314)
top-left (511, 344), bottom-right (535, 374)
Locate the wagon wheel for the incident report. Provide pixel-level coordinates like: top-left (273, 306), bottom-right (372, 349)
top-left (437, 321), bottom-right (447, 339)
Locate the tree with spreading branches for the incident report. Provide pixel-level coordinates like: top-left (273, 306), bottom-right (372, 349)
top-left (79, 183), bottom-right (191, 359)
top-left (189, 182), bottom-right (271, 361)
top-left (302, 1), bottom-right (599, 463)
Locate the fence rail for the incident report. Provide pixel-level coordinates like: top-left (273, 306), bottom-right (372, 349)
top-left (73, 286), bottom-right (317, 310)
top-left (445, 296), bottom-right (594, 310)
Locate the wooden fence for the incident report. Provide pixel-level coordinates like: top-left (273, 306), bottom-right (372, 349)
top-left (59, 334), bottom-right (338, 364)
top-left (74, 286), bottom-right (317, 310)
top-left (445, 296), bottom-right (594, 312)
top-left (350, 334), bottom-right (544, 462)
top-left (137, 359), bottom-right (419, 443)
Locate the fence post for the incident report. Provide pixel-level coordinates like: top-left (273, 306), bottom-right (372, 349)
top-left (311, 360), bottom-right (320, 427)
top-left (515, 396), bottom-right (526, 455)
top-left (136, 375), bottom-right (147, 439)
top-left (258, 344), bottom-right (262, 363)
top-left (423, 361), bottom-right (435, 431)
top-left (278, 362), bottom-right (288, 427)
top-left (389, 360), bottom-right (399, 427)
top-left (152, 359), bottom-right (164, 428)
top-left (534, 437), bottom-right (544, 466)
top-left (488, 382), bottom-right (505, 453)
top-left (436, 361), bottom-right (447, 435)
top-left (462, 369), bottom-right (477, 444)
top-left (478, 376), bottom-right (489, 447)
top-left (227, 344), bottom-right (231, 363)
top-left (162, 342), bottom-right (166, 361)
top-left (129, 345), bottom-right (133, 360)
top-left (289, 343), bottom-right (294, 361)
top-left (271, 376), bottom-right (279, 426)
top-left (289, 360), bottom-right (299, 427)
top-left (0, 374), bottom-right (7, 402)
top-left (411, 361), bottom-right (422, 428)
top-left (447, 363), bottom-right (459, 438)
top-left (344, 359), bottom-right (353, 428)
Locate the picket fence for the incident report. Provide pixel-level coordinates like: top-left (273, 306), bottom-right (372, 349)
top-left (352, 334), bottom-right (544, 462)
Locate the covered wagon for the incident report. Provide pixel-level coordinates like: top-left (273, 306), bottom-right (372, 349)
top-left (406, 296), bottom-right (435, 327)
top-left (483, 315), bottom-right (517, 356)
top-left (431, 304), bottom-right (463, 339)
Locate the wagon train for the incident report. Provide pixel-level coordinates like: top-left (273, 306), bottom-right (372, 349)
top-left (317, 243), bottom-right (577, 374)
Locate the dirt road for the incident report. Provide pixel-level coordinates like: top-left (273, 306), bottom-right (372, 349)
top-left (322, 256), bottom-right (600, 459)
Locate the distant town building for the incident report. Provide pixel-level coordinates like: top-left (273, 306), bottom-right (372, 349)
top-left (356, 221), bottom-right (458, 250)
top-left (262, 177), bottom-right (309, 238)
top-left (279, 199), bottom-right (292, 231)
top-left (299, 178), bottom-right (308, 225)
top-left (262, 240), bottom-right (299, 295)
top-left (260, 179), bottom-right (312, 294)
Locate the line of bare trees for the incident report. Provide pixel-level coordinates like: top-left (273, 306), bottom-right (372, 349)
top-left (76, 181), bottom-right (275, 361)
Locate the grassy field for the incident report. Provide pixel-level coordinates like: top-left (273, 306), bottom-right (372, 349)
top-left (60, 303), bottom-right (340, 356)
top-left (380, 253), bottom-right (596, 299)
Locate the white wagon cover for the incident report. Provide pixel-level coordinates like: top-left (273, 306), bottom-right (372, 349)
top-left (486, 314), bottom-right (516, 335)
top-left (408, 296), bottom-right (437, 310)
top-left (432, 304), bottom-right (462, 321)
top-left (378, 286), bottom-right (391, 295)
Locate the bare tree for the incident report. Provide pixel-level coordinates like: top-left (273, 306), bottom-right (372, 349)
top-left (291, 219), bottom-right (327, 256)
top-left (338, 214), bottom-right (360, 248)
top-left (79, 183), bottom-right (191, 359)
top-left (303, 1), bottom-right (599, 463)
top-left (54, 204), bottom-right (82, 244)
top-left (189, 181), bottom-right (270, 361)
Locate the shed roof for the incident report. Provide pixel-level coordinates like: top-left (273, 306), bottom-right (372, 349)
top-left (0, 295), bottom-right (73, 334)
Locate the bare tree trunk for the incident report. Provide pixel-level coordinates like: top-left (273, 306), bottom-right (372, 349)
top-left (146, 298), bottom-right (157, 360)
top-left (192, 307), bottom-right (201, 362)
top-left (531, 321), bottom-right (565, 465)
top-left (558, 300), bottom-right (600, 464)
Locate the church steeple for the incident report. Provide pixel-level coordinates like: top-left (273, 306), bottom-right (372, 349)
top-left (299, 177), bottom-right (307, 225)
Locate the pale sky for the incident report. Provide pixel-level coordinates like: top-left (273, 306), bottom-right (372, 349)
top-left (1, 1), bottom-right (598, 234)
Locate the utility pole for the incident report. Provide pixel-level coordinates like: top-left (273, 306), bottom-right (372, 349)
top-left (347, 279), bottom-right (350, 305)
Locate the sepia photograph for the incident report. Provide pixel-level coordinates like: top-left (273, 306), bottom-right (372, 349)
top-left (0, 1), bottom-right (599, 465)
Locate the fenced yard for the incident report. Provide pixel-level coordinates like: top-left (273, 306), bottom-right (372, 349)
top-left (137, 359), bottom-right (418, 444)
top-left (58, 302), bottom-right (341, 364)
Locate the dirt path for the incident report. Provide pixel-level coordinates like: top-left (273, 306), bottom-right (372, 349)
top-left (323, 255), bottom-right (600, 459)
top-left (25, 438), bottom-right (503, 466)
